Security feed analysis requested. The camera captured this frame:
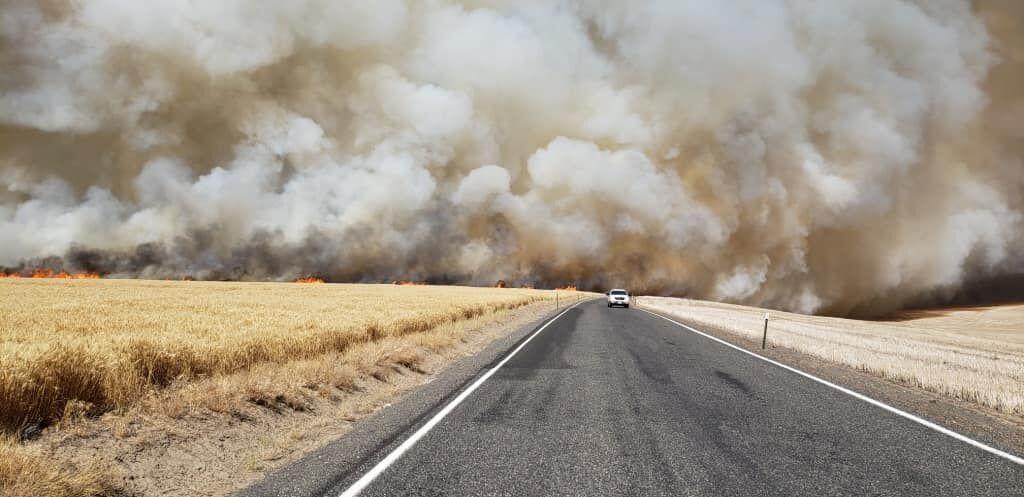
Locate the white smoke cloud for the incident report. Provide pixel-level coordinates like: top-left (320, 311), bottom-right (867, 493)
top-left (0, 0), bottom-right (1021, 316)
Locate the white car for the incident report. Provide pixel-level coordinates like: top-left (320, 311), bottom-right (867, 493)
top-left (606, 289), bottom-right (630, 308)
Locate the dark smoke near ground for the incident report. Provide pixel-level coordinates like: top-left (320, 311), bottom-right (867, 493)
top-left (1, 0), bottom-right (1023, 316)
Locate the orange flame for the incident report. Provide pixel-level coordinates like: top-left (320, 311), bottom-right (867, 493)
top-left (556, 285), bottom-right (578, 291)
top-left (392, 280), bottom-right (426, 286)
top-left (0, 269), bottom-right (100, 279)
top-left (295, 276), bottom-right (325, 284)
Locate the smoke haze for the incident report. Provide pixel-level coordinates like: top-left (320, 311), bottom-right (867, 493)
top-left (1, 0), bottom-right (1022, 315)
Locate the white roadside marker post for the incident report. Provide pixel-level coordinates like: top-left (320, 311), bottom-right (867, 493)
top-left (762, 312), bottom-right (770, 349)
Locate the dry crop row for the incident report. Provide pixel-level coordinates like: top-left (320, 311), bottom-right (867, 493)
top-left (0, 279), bottom-right (558, 432)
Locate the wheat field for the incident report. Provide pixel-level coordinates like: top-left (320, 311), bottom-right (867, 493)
top-left (0, 278), bottom-right (556, 433)
top-left (640, 297), bottom-right (1024, 416)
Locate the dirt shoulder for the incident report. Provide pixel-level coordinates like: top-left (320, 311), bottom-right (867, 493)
top-left (641, 306), bottom-right (1024, 458)
top-left (13, 300), bottom-right (564, 497)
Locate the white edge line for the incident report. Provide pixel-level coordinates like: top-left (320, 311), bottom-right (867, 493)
top-left (338, 300), bottom-right (590, 497)
top-left (639, 308), bottom-right (1024, 467)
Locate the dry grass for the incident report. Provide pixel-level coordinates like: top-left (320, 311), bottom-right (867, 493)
top-left (0, 279), bottom-right (557, 433)
top-left (0, 437), bottom-right (112, 497)
top-left (639, 297), bottom-right (1024, 416)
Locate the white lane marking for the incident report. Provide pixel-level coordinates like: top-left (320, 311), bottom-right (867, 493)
top-left (640, 308), bottom-right (1024, 466)
top-left (338, 301), bottom-right (589, 497)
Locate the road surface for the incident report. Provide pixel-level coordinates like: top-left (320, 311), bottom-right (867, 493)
top-left (244, 300), bottom-right (1024, 496)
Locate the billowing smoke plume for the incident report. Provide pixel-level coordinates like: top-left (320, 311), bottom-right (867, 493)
top-left (1, 0), bottom-right (1022, 315)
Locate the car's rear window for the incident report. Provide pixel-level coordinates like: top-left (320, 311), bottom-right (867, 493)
top-left (610, 290), bottom-right (628, 295)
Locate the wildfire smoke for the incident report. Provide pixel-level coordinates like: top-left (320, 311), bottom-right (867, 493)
top-left (0, 1), bottom-right (1022, 316)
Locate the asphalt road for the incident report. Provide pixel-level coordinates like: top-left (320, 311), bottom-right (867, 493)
top-left (245, 300), bottom-right (1024, 497)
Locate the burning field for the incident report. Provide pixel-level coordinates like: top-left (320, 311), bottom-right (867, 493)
top-left (0, 269), bottom-right (99, 279)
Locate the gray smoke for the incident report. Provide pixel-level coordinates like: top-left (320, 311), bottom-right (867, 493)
top-left (1, 0), bottom-right (1022, 315)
